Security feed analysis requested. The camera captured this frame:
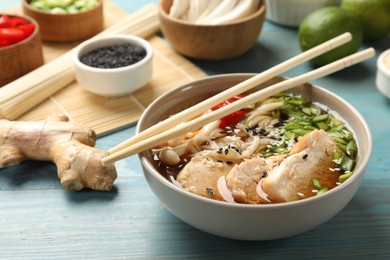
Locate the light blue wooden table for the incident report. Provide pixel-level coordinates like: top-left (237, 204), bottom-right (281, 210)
top-left (1, 1), bottom-right (389, 259)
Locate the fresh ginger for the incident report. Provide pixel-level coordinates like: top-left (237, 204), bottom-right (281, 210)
top-left (0, 113), bottom-right (117, 191)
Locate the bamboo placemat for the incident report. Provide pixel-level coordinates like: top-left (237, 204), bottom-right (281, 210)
top-left (3, 1), bottom-right (206, 136)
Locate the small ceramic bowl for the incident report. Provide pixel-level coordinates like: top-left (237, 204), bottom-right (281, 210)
top-left (72, 34), bottom-right (153, 97)
top-left (265, 0), bottom-right (340, 27)
top-left (22, 0), bottom-right (103, 42)
top-left (137, 74), bottom-right (372, 241)
top-left (0, 14), bottom-right (43, 87)
top-left (158, 0), bottom-right (266, 60)
top-left (376, 49), bottom-right (390, 99)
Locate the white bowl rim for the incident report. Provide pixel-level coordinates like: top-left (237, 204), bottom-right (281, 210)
top-left (377, 49), bottom-right (390, 78)
top-left (138, 73), bottom-right (372, 210)
top-left (72, 34), bottom-right (153, 73)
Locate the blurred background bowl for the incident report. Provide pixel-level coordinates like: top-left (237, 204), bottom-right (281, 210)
top-left (265, 0), bottom-right (341, 27)
top-left (158, 0), bottom-right (266, 61)
top-left (22, 0), bottom-right (104, 42)
top-left (376, 49), bottom-right (390, 99)
top-left (72, 34), bottom-right (153, 97)
top-left (137, 73), bottom-right (372, 241)
top-left (0, 13), bottom-right (43, 87)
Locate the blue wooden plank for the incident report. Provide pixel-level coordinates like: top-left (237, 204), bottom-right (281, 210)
top-left (1, 0), bottom-right (390, 259)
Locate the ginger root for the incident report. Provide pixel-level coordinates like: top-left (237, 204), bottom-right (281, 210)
top-left (0, 113), bottom-right (117, 191)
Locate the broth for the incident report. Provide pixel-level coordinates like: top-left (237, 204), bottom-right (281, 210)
top-left (150, 92), bottom-right (357, 204)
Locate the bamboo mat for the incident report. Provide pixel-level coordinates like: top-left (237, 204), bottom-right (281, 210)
top-left (3, 1), bottom-right (206, 136)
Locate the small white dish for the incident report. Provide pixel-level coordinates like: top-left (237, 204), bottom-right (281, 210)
top-left (376, 49), bottom-right (390, 99)
top-left (265, 0), bottom-right (340, 27)
top-left (72, 34), bottom-right (153, 97)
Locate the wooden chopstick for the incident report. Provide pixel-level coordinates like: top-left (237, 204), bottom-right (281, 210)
top-left (108, 32), bottom-right (353, 154)
top-left (102, 47), bottom-right (375, 165)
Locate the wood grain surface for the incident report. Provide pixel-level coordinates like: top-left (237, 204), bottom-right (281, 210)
top-left (0, 0), bottom-right (389, 259)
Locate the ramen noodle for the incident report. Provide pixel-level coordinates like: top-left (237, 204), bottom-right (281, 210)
top-left (151, 93), bottom-right (357, 204)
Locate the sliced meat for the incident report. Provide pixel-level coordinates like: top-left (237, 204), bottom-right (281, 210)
top-left (225, 155), bottom-right (286, 204)
top-left (177, 154), bottom-right (240, 201)
top-left (262, 129), bottom-right (340, 203)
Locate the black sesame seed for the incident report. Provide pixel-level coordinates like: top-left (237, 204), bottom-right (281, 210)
top-left (262, 172), bottom-right (268, 178)
top-left (206, 187), bottom-right (215, 196)
top-left (80, 43), bottom-right (146, 69)
top-left (303, 154), bottom-right (308, 159)
top-left (226, 161), bottom-right (233, 165)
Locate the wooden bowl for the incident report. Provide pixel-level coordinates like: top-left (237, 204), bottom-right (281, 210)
top-left (22, 0), bottom-right (104, 42)
top-left (158, 0), bottom-right (266, 60)
top-left (0, 14), bottom-right (44, 87)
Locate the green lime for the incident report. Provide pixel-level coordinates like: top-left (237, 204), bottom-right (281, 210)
top-left (341, 0), bottom-right (390, 41)
top-left (299, 7), bottom-right (363, 66)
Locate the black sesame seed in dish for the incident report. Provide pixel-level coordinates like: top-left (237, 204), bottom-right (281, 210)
top-left (72, 35), bottom-right (153, 97)
top-left (80, 43), bottom-right (147, 69)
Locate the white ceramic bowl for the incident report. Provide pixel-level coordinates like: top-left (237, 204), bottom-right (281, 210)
top-left (376, 49), bottom-right (390, 99)
top-left (137, 74), bottom-right (372, 241)
top-left (72, 35), bottom-right (153, 97)
top-left (265, 0), bottom-right (341, 27)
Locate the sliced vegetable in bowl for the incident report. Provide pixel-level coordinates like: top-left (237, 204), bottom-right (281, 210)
top-left (0, 15), bottom-right (36, 48)
top-left (29, 0), bottom-right (100, 14)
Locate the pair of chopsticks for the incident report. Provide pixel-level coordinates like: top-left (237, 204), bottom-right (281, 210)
top-left (101, 32), bottom-right (375, 165)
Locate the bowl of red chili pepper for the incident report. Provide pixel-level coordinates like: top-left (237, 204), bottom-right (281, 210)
top-left (0, 14), bottom-right (43, 86)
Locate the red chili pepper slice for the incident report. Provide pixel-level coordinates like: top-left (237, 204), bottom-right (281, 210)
top-left (0, 15), bottom-right (11, 28)
top-left (18, 23), bottom-right (35, 38)
top-left (10, 17), bottom-right (29, 27)
top-left (211, 94), bottom-right (250, 128)
top-left (0, 39), bottom-right (12, 47)
top-left (0, 28), bottom-right (25, 43)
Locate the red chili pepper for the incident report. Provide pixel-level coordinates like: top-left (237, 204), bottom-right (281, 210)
top-left (18, 23), bottom-right (35, 38)
top-left (211, 94), bottom-right (250, 128)
top-left (9, 17), bottom-right (29, 27)
top-left (0, 39), bottom-right (12, 47)
top-left (0, 28), bottom-right (25, 43)
top-left (0, 15), bottom-right (11, 28)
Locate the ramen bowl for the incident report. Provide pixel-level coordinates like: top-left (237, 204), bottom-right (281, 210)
top-left (137, 74), bottom-right (372, 241)
top-left (158, 0), bottom-right (266, 60)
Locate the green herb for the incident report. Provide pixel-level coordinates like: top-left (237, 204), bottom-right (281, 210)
top-left (312, 178), bottom-right (322, 189)
top-left (338, 171), bottom-right (353, 183)
top-left (252, 93), bottom-right (357, 184)
top-left (317, 187), bottom-right (329, 195)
